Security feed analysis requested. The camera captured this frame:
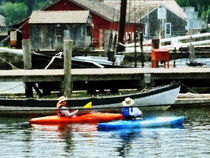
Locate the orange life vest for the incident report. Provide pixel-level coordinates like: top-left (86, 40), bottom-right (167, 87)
top-left (56, 103), bottom-right (72, 117)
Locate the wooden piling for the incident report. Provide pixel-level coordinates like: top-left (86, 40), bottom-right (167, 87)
top-left (152, 39), bottom-right (160, 49)
top-left (134, 29), bottom-right (137, 67)
top-left (99, 29), bottom-right (103, 49)
top-left (189, 36), bottom-right (195, 63)
top-left (63, 40), bottom-right (73, 97)
top-left (22, 39), bottom-right (33, 97)
top-left (144, 73), bottom-right (152, 87)
top-left (22, 39), bottom-right (32, 69)
top-left (139, 31), bottom-right (144, 67)
top-left (104, 30), bottom-right (110, 56)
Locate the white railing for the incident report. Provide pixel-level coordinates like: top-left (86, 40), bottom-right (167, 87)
top-left (124, 32), bottom-right (210, 52)
top-left (161, 32), bottom-right (210, 50)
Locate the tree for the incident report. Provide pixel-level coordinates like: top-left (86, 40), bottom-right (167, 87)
top-left (202, 9), bottom-right (210, 23)
top-left (0, 0), bottom-right (49, 25)
top-left (176, 0), bottom-right (210, 20)
top-left (21, 0), bottom-right (35, 16)
top-left (1, 0), bottom-right (48, 15)
top-left (0, 2), bottom-right (27, 25)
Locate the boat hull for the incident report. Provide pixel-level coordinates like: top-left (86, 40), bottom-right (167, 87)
top-left (0, 83), bottom-right (180, 108)
top-left (32, 53), bottom-right (124, 69)
top-left (97, 116), bottom-right (184, 131)
top-left (30, 112), bottom-right (123, 125)
top-left (100, 83), bottom-right (181, 107)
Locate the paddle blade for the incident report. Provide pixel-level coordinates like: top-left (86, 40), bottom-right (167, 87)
top-left (84, 102), bottom-right (92, 108)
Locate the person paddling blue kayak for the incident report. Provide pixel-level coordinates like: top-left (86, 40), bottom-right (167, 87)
top-left (121, 97), bottom-right (143, 120)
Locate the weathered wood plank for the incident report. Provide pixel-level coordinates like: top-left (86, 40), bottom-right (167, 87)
top-left (64, 40), bottom-right (73, 97)
top-left (0, 67), bottom-right (210, 82)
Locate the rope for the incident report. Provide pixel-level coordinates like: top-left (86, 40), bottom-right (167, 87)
top-left (0, 56), bottom-right (19, 70)
top-left (180, 82), bottom-right (199, 94)
top-left (0, 18), bottom-right (29, 45)
top-left (0, 55), bottom-right (22, 93)
top-left (0, 83), bottom-right (23, 93)
top-left (0, 57), bottom-right (23, 93)
top-left (44, 52), bottom-right (63, 69)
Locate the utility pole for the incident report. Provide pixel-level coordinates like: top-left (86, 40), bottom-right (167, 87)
top-left (116, 0), bottom-right (127, 54)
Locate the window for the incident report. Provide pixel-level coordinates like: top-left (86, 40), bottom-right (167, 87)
top-left (165, 23), bottom-right (171, 36)
top-left (87, 26), bottom-right (91, 36)
top-left (56, 25), bottom-right (63, 36)
top-left (56, 25), bottom-right (64, 43)
top-left (144, 23), bottom-right (148, 36)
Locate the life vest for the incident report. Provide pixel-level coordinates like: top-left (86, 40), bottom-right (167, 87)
top-left (122, 107), bottom-right (136, 120)
top-left (56, 103), bottom-right (72, 117)
top-left (122, 107), bottom-right (130, 117)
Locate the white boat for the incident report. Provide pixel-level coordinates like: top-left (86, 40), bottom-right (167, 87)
top-left (0, 83), bottom-right (180, 108)
top-left (93, 83), bottom-right (181, 108)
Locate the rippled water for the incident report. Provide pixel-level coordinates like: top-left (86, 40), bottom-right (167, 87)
top-left (0, 107), bottom-right (210, 158)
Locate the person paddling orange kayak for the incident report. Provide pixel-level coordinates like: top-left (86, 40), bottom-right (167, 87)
top-left (56, 96), bottom-right (78, 117)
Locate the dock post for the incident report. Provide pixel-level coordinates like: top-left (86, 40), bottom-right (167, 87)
top-left (22, 39), bottom-right (33, 97)
top-left (63, 40), bottom-right (73, 97)
top-left (144, 73), bottom-right (152, 88)
top-left (99, 29), bottom-right (103, 49)
top-left (189, 36), bottom-right (195, 63)
top-left (104, 30), bottom-right (110, 56)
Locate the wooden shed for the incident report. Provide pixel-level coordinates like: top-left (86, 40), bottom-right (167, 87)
top-left (140, 4), bottom-right (187, 39)
top-left (29, 10), bottom-right (92, 51)
top-left (41, 0), bottom-right (142, 48)
top-left (9, 0), bottom-right (142, 50)
top-left (104, 0), bottom-right (187, 39)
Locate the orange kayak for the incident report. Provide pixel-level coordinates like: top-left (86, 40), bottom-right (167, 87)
top-left (30, 112), bottom-right (123, 125)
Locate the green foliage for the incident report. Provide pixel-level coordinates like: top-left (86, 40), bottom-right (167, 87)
top-left (176, 0), bottom-right (190, 7)
top-left (33, 1), bottom-right (46, 11)
top-left (0, 0), bottom-right (47, 25)
top-left (0, 2), bottom-right (27, 25)
top-left (176, 0), bottom-right (210, 18)
top-left (202, 9), bottom-right (210, 23)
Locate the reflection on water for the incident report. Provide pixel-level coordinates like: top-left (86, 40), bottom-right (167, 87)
top-left (0, 107), bottom-right (210, 157)
top-left (99, 126), bottom-right (185, 158)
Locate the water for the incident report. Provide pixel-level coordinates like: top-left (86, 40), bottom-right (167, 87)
top-left (0, 82), bottom-right (24, 94)
top-left (0, 107), bottom-right (210, 158)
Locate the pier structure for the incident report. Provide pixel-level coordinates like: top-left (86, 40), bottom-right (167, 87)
top-left (1, 67), bottom-right (210, 94)
top-left (1, 39), bottom-right (210, 97)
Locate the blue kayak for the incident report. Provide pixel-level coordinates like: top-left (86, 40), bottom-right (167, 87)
top-left (97, 116), bottom-right (184, 131)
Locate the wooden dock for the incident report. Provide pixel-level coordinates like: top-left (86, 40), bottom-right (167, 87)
top-left (1, 67), bottom-right (210, 95)
top-left (1, 67), bottom-right (210, 82)
top-left (2, 39), bottom-right (210, 95)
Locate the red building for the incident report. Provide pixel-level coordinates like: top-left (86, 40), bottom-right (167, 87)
top-left (11, 0), bottom-right (143, 49)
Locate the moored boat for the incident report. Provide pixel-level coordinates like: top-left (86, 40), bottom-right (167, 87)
top-left (97, 116), bottom-right (184, 131)
top-left (30, 112), bottom-right (123, 125)
top-left (32, 52), bottom-right (125, 69)
top-left (0, 83), bottom-right (181, 108)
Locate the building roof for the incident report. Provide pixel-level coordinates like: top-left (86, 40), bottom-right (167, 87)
top-left (104, 0), bottom-right (187, 21)
top-left (29, 10), bottom-right (90, 24)
top-left (40, 0), bottom-right (120, 23)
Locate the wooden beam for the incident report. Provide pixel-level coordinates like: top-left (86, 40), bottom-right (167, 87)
top-left (22, 39), bottom-right (33, 97)
top-left (63, 40), bottom-right (73, 97)
top-left (1, 68), bottom-right (210, 82)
